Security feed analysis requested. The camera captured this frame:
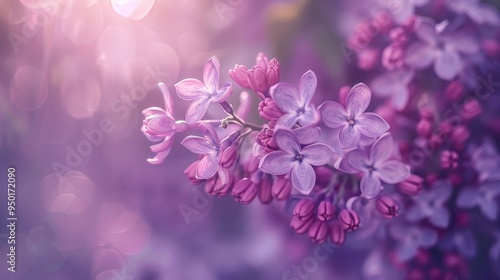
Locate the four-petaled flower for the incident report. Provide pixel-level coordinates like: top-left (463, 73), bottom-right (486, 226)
top-left (175, 56), bottom-right (233, 124)
top-left (259, 129), bottom-right (334, 195)
top-left (404, 17), bottom-right (479, 80)
top-left (343, 133), bottom-right (410, 198)
top-left (270, 70), bottom-right (320, 128)
top-left (457, 178), bottom-right (500, 221)
top-left (319, 83), bottom-right (389, 149)
top-left (406, 180), bottom-right (452, 228)
top-left (390, 224), bottom-right (438, 262)
top-left (141, 82), bottom-right (176, 164)
top-left (370, 68), bottom-right (415, 111)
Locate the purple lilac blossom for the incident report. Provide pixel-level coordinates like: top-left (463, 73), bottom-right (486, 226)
top-left (258, 129), bottom-right (334, 194)
top-left (319, 83), bottom-right (390, 148)
top-left (390, 224), bottom-right (438, 262)
top-left (446, 0), bottom-right (500, 26)
top-left (269, 70), bottom-right (320, 128)
top-left (404, 17), bottom-right (480, 80)
top-left (343, 133), bottom-right (411, 198)
top-left (174, 56), bottom-right (233, 123)
top-left (370, 68), bottom-right (415, 110)
top-left (406, 180), bottom-right (452, 228)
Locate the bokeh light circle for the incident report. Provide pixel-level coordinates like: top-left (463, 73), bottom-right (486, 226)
top-left (10, 66), bottom-right (48, 111)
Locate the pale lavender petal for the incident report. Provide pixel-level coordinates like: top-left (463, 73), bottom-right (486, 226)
top-left (346, 83), bottom-right (371, 117)
top-left (370, 73), bottom-right (398, 97)
top-left (433, 181), bottom-right (452, 202)
top-left (259, 151), bottom-right (295, 175)
top-left (199, 122), bottom-right (220, 147)
top-left (147, 149), bottom-right (171, 164)
top-left (212, 82), bottom-right (233, 103)
top-left (346, 149), bottom-right (369, 171)
top-left (185, 96), bottom-right (211, 124)
top-left (396, 242), bottom-right (418, 262)
top-left (376, 160), bottom-right (410, 184)
top-left (415, 17), bottom-right (437, 45)
top-left (412, 0), bottom-right (430, 5)
top-left (203, 56), bottom-right (220, 92)
top-left (276, 113), bottom-right (300, 128)
top-left (339, 125), bottom-right (361, 149)
top-left (429, 207), bottom-right (449, 228)
top-left (270, 83), bottom-right (301, 113)
top-left (147, 115), bottom-right (175, 133)
top-left (181, 136), bottom-right (215, 154)
top-left (298, 70), bottom-right (317, 106)
top-left (391, 1), bottom-right (413, 24)
top-left (298, 105), bottom-right (320, 127)
top-left (302, 144), bottom-right (334, 166)
top-left (196, 154), bottom-right (219, 179)
top-left (319, 101), bottom-right (348, 128)
top-left (274, 129), bottom-right (301, 154)
top-left (294, 126), bottom-right (321, 145)
top-left (445, 35), bottom-right (479, 54)
top-left (392, 87), bottom-right (409, 110)
top-left (158, 82), bottom-right (174, 117)
top-left (357, 113), bottom-right (390, 138)
top-left (457, 188), bottom-right (480, 208)
top-left (419, 228), bottom-right (438, 247)
top-left (142, 107), bottom-right (166, 118)
top-left (454, 230), bottom-right (476, 258)
top-left (405, 42), bottom-right (436, 69)
top-left (291, 161), bottom-right (316, 195)
top-left (338, 157), bottom-right (358, 174)
top-left (174, 78), bottom-right (209, 100)
top-left (360, 173), bottom-right (382, 198)
top-left (479, 198), bottom-right (498, 221)
top-left (150, 136), bottom-right (174, 153)
top-left (370, 133), bottom-right (393, 165)
top-left (434, 50), bottom-right (461, 80)
top-left (406, 205), bottom-right (427, 222)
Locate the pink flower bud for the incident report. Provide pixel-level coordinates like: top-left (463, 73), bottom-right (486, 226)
top-left (461, 98), bottom-right (481, 120)
top-left (258, 98), bottom-right (283, 121)
top-left (229, 65), bottom-right (251, 88)
top-left (330, 222), bottom-right (345, 246)
top-left (398, 174), bottom-right (424, 195)
top-left (376, 196), bottom-right (399, 218)
top-left (440, 150), bottom-right (458, 169)
top-left (290, 216), bottom-right (314, 234)
top-left (255, 52), bottom-right (269, 69)
top-left (450, 126), bottom-right (470, 150)
top-left (445, 79), bottom-right (464, 101)
top-left (271, 176), bottom-right (291, 201)
top-left (338, 85), bottom-right (350, 106)
top-left (232, 178), bottom-right (257, 205)
top-left (338, 209), bottom-right (360, 232)
top-left (266, 58), bottom-right (280, 86)
top-left (255, 127), bottom-right (278, 152)
top-left (389, 27), bottom-right (407, 46)
top-left (293, 199), bottom-right (315, 220)
top-left (258, 178), bottom-right (273, 204)
top-left (357, 48), bottom-right (379, 70)
top-left (382, 44), bottom-right (404, 70)
top-left (247, 66), bottom-right (268, 93)
top-left (417, 118), bottom-right (433, 138)
top-left (184, 161), bottom-right (204, 185)
top-left (317, 201), bottom-right (335, 221)
top-left (308, 220), bottom-right (329, 244)
top-left (220, 146), bottom-right (238, 168)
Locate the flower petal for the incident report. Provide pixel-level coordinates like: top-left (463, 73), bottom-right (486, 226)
top-left (291, 161), bottom-right (316, 195)
top-left (196, 154), bottom-right (219, 179)
top-left (370, 73), bottom-right (398, 98)
top-left (445, 34), bottom-right (479, 54)
top-left (212, 82), bottom-right (233, 103)
top-left (275, 113), bottom-right (300, 128)
top-left (345, 149), bottom-right (369, 171)
top-left (158, 82), bottom-right (174, 117)
top-left (357, 113), bottom-right (390, 138)
top-left (429, 207), bottom-right (449, 228)
top-left (298, 105), bottom-right (320, 127)
top-left (479, 197), bottom-right (498, 221)
top-left (405, 42), bottom-right (436, 69)
top-left (406, 205), bottom-right (427, 222)
top-left (434, 50), bottom-right (461, 80)
top-left (185, 96), bottom-right (211, 124)
top-left (270, 82), bottom-right (301, 113)
top-left (258, 151), bottom-right (295, 175)
top-left (142, 107), bottom-right (166, 118)
top-left (319, 101), bottom-right (348, 128)
top-left (454, 230), bottom-right (476, 259)
top-left (203, 56), bottom-right (220, 92)
top-left (293, 126), bottom-right (321, 145)
top-left (273, 129), bottom-right (301, 154)
top-left (433, 180), bottom-right (452, 202)
top-left (302, 144), bottom-right (334, 166)
top-left (456, 188), bottom-right (480, 208)
top-left (150, 135), bottom-right (174, 153)
top-left (147, 115), bottom-right (175, 134)
top-left (338, 125), bottom-right (361, 149)
top-left (174, 78), bottom-right (209, 100)
top-left (360, 173), bottom-right (382, 198)
top-left (181, 136), bottom-right (216, 155)
top-left (370, 133), bottom-right (393, 165)
top-left (415, 17), bottom-right (438, 45)
top-left (147, 149), bottom-right (171, 165)
top-left (346, 83), bottom-right (371, 117)
top-left (376, 160), bottom-right (410, 184)
top-left (298, 70), bottom-right (317, 106)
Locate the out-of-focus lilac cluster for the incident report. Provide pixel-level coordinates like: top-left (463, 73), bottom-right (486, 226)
top-left (141, 0), bottom-right (500, 278)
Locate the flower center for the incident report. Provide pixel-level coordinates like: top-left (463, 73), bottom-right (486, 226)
top-left (295, 154), bottom-right (304, 161)
top-left (347, 118), bottom-right (356, 126)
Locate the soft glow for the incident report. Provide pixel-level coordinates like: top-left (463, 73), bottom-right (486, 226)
top-left (110, 0), bottom-right (155, 20)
